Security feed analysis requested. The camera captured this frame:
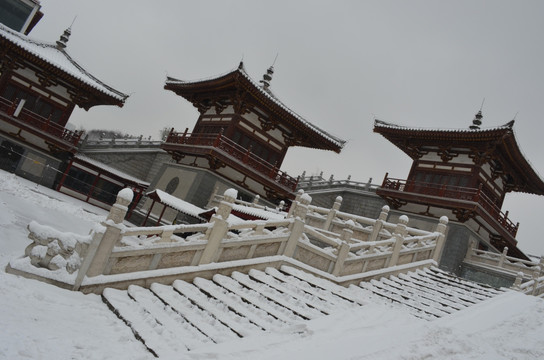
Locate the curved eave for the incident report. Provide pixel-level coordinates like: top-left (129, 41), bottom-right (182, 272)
top-left (165, 68), bottom-right (345, 153)
top-left (374, 119), bottom-right (544, 195)
top-left (499, 134), bottom-right (544, 195)
top-left (0, 28), bottom-right (128, 109)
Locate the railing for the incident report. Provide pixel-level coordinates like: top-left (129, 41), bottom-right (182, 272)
top-left (297, 173), bottom-right (379, 193)
top-left (14, 188), bottom-right (447, 292)
top-left (0, 96), bottom-right (82, 146)
top-left (164, 129), bottom-right (298, 190)
top-left (465, 246), bottom-right (543, 279)
top-left (380, 176), bottom-right (519, 236)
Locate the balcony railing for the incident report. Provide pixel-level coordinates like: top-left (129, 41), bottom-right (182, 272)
top-left (380, 175), bottom-right (519, 237)
top-left (164, 129), bottom-right (298, 191)
top-left (0, 96), bottom-right (82, 147)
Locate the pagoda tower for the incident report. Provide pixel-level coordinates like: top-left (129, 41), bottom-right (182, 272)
top-left (374, 112), bottom-right (544, 262)
top-left (158, 62), bottom-right (344, 207)
top-left (0, 21), bottom-right (128, 188)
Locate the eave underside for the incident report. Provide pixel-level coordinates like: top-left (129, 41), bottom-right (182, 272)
top-left (165, 71), bottom-right (343, 153)
top-left (374, 126), bottom-right (544, 196)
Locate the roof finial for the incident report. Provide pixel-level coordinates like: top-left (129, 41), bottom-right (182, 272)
top-left (56, 17), bottom-right (77, 50)
top-left (469, 98), bottom-right (485, 130)
top-left (56, 27), bottom-right (71, 49)
top-left (260, 65), bottom-right (274, 90)
top-left (260, 54), bottom-right (278, 90)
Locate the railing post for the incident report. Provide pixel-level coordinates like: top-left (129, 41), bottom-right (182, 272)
top-left (432, 216), bottom-right (448, 262)
top-left (532, 266), bottom-right (541, 296)
top-left (381, 172), bottom-right (388, 187)
top-left (323, 196), bottom-right (342, 231)
top-left (283, 193), bottom-right (311, 258)
top-left (512, 272), bottom-right (524, 291)
top-left (74, 188), bottom-right (133, 289)
top-left (287, 189), bottom-right (304, 218)
top-left (199, 189), bottom-right (235, 265)
top-left (332, 228), bottom-right (353, 276)
top-left (498, 247), bottom-right (508, 267)
top-left (389, 215), bottom-right (409, 266)
top-left (368, 205), bottom-right (389, 242)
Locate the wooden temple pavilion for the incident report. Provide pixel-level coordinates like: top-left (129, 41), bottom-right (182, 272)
top-left (0, 22), bottom-right (128, 188)
top-left (374, 112), bottom-right (544, 260)
top-left (161, 62), bottom-right (345, 202)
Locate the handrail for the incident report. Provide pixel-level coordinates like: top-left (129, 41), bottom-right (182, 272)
top-left (164, 130), bottom-right (298, 190)
top-left (0, 96), bottom-right (82, 146)
top-left (381, 176), bottom-right (518, 236)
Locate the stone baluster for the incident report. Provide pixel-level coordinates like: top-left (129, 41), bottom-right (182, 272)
top-left (74, 188), bottom-right (133, 289)
top-left (465, 238), bottom-right (477, 259)
top-left (389, 215), bottom-right (409, 267)
top-left (532, 266), bottom-right (541, 296)
top-left (323, 196), bottom-right (342, 231)
top-left (432, 216), bottom-right (448, 262)
top-left (199, 189), bottom-right (236, 265)
top-left (287, 189), bottom-right (304, 218)
top-left (512, 272), bottom-right (524, 291)
top-left (368, 205), bottom-right (389, 242)
top-left (332, 228), bottom-right (353, 276)
top-left (253, 194), bottom-right (260, 205)
top-left (498, 247), bottom-right (508, 267)
top-left (283, 193), bottom-right (311, 258)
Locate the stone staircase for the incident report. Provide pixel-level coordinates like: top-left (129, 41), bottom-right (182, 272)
top-left (102, 266), bottom-right (505, 357)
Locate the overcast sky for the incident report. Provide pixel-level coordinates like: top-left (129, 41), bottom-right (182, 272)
top-left (31, 0), bottom-right (544, 255)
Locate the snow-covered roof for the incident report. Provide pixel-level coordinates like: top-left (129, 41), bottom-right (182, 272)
top-left (231, 203), bottom-right (286, 220)
top-left (148, 189), bottom-right (206, 220)
top-left (147, 189), bottom-right (245, 225)
top-left (0, 23), bottom-right (128, 103)
top-left (373, 119), bottom-right (515, 134)
top-left (73, 154), bottom-right (149, 186)
top-left (165, 63), bottom-right (345, 152)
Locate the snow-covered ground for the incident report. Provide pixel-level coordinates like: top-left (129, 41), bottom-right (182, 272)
top-left (1, 170), bottom-right (543, 359)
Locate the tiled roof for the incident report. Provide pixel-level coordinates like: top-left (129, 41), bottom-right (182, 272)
top-left (373, 119), bottom-right (515, 134)
top-left (0, 23), bottom-right (128, 102)
top-left (165, 64), bottom-right (345, 150)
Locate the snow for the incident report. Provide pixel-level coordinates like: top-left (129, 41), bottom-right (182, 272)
top-left (0, 23), bottom-right (127, 101)
top-left (1, 169), bottom-right (544, 359)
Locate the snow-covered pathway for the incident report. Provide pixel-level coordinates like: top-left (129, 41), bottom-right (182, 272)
top-left (1, 170), bottom-right (544, 359)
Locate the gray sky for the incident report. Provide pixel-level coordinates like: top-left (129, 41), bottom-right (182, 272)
top-left (32, 0), bottom-right (544, 255)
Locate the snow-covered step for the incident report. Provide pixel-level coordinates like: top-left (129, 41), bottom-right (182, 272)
top-left (193, 277), bottom-right (283, 331)
top-left (407, 271), bottom-right (481, 306)
top-left (102, 288), bottom-right (185, 358)
top-left (424, 267), bottom-right (503, 297)
top-left (265, 267), bottom-right (359, 310)
top-left (248, 269), bottom-right (333, 315)
top-left (391, 274), bottom-right (467, 311)
top-left (379, 276), bottom-right (455, 315)
top-left (414, 269), bottom-right (493, 303)
top-left (232, 271), bottom-right (323, 320)
top-left (280, 265), bottom-right (367, 306)
top-left (150, 282), bottom-right (238, 344)
top-left (212, 273), bottom-right (303, 324)
top-left (173, 279), bottom-right (263, 337)
top-left (126, 285), bottom-right (210, 350)
top-left (419, 268), bottom-right (496, 303)
top-left (347, 283), bottom-right (436, 321)
top-left (361, 279), bottom-right (448, 318)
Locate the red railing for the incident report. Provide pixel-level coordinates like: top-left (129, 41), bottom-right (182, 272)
top-left (0, 96), bottom-right (82, 147)
top-left (165, 129), bottom-right (298, 190)
top-left (380, 176), bottom-right (519, 236)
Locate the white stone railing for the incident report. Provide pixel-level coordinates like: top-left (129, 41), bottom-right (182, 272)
top-left (513, 269), bottom-right (544, 296)
top-left (465, 245), bottom-right (543, 279)
top-left (11, 188), bottom-right (448, 292)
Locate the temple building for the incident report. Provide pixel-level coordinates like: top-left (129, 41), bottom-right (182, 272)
top-left (138, 63), bottom-right (345, 224)
top-left (373, 112), bottom-right (544, 264)
top-left (0, 11), bottom-right (146, 208)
